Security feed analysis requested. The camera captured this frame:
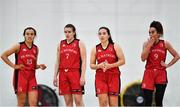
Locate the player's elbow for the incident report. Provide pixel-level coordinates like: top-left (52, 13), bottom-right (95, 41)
top-left (176, 54), bottom-right (180, 60)
top-left (90, 64), bottom-right (93, 69)
top-left (122, 59), bottom-right (125, 65)
top-left (141, 55), bottom-right (147, 62)
top-left (141, 58), bottom-right (146, 62)
top-left (1, 54), bottom-right (2, 59)
top-left (1, 54), bottom-right (6, 61)
top-left (90, 64), bottom-right (95, 70)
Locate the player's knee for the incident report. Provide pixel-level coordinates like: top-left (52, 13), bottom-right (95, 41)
top-left (99, 99), bottom-right (108, 106)
top-left (65, 99), bottom-right (73, 106)
top-left (17, 99), bottom-right (26, 106)
top-left (109, 99), bottom-right (118, 106)
top-left (74, 99), bottom-right (83, 106)
top-left (29, 99), bottom-right (37, 106)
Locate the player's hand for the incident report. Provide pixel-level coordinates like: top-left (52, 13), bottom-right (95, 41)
top-left (39, 64), bottom-right (47, 70)
top-left (97, 62), bottom-right (106, 72)
top-left (161, 61), bottom-right (168, 68)
top-left (14, 64), bottom-right (25, 70)
top-left (102, 60), bottom-right (112, 72)
top-left (104, 61), bottom-right (111, 71)
top-left (53, 78), bottom-right (58, 87)
top-left (80, 76), bottom-right (85, 86)
top-left (147, 37), bottom-right (156, 48)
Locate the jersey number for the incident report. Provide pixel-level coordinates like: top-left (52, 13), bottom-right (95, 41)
top-left (154, 54), bottom-right (158, 60)
top-left (66, 53), bottom-right (69, 59)
top-left (27, 59), bottom-right (32, 65)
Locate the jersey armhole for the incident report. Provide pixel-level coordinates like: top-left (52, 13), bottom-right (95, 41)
top-left (16, 42), bottom-right (23, 54)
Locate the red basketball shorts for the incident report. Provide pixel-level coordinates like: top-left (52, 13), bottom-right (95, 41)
top-left (13, 70), bottom-right (38, 94)
top-left (142, 69), bottom-right (167, 90)
top-left (59, 68), bottom-right (84, 95)
top-left (95, 71), bottom-right (120, 96)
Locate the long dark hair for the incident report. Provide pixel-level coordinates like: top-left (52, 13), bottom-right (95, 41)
top-left (98, 27), bottom-right (114, 44)
top-left (64, 24), bottom-right (77, 39)
top-left (150, 21), bottom-right (163, 37)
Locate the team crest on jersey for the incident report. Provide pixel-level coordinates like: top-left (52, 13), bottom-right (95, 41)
top-left (109, 47), bottom-right (113, 51)
top-left (98, 49), bottom-right (102, 52)
top-left (23, 48), bottom-right (27, 52)
top-left (62, 44), bottom-right (66, 47)
top-left (73, 43), bottom-right (76, 47)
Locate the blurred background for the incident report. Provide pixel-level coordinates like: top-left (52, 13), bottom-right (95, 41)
top-left (0, 0), bottom-right (180, 106)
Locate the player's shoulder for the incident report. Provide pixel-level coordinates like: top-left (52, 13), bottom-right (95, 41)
top-left (33, 43), bottom-right (38, 48)
top-left (78, 39), bottom-right (84, 45)
top-left (143, 41), bottom-right (148, 47)
top-left (96, 43), bottom-right (101, 48)
top-left (60, 39), bottom-right (66, 43)
top-left (113, 42), bottom-right (122, 49)
top-left (163, 40), bottom-right (171, 49)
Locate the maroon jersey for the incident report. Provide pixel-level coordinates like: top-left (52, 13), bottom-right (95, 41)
top-left (145, 40), bottom-right (167, 70)
top-left (15, 42), bottom-right (38, 78)
top-left (59, 39), bottom-right (81, 69)
top-left (96, 43), bottom-right (120, 73)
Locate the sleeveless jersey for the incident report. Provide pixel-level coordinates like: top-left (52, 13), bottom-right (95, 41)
top-left (145, 40), bottom-right (167, 70)
top-left (96, 43), bottom-right (120, 73)
top-left (15, 42), bottom-right (38, 79)
top-left (59, 39), bottom-right (81, 69)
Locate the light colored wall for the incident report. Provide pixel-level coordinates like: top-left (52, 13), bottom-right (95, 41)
top-left (0, 0), bottom-right (180, 106)
top-left (0, 0), bottom-right (2, 105)
top-left (0, 0), bottom-right (19, 105)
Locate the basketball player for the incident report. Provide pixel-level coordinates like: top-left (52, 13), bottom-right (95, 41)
top-left (53, 24), bottom-right (86, 107)
top-left (90, 27), bottom-right (125, 106)
top-left (1, 27), bottom-right (47, 106)
top-left (141, 21), bottom-right (180, 106)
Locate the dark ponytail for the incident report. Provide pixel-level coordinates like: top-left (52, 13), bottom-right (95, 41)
top-left (99, 27), bottom-right (114, 44)
top-left (64, 24), bottom-right (77, 39)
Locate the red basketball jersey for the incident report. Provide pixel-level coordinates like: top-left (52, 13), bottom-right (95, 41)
top-left (59, 39), bottom-right (81, 69)
top-left (145, 40), bottom-right (167, 70)
top-left (15, 42), bottom-right (38, 78)
top-left (96, 43), bottom-right (120, 73)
